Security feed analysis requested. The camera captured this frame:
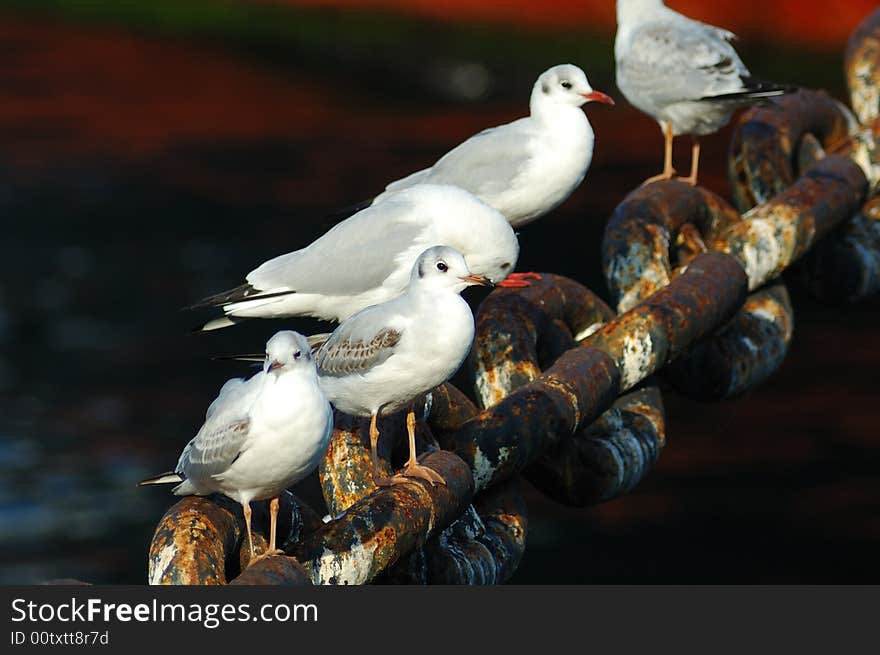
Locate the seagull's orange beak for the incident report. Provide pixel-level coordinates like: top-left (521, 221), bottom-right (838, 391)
top-left (459, 274), bottom-right (494, 287)
top-left (582, 90), bottom-right (615, 106)
top-left (267, 360), bottom-right (284, 372)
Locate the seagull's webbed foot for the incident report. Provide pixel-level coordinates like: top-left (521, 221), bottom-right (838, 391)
top-left (247, 548), bottom-right (285, 567)
top-left (389, 461), bottom-right (446, 486)
top-left (641, 169), bottom-right (677, 185)
top-left (497, 272), bottom-right (543, 288)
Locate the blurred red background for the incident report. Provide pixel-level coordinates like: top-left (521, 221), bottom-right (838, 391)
top-left (284, 0), bottom-right (876, 47)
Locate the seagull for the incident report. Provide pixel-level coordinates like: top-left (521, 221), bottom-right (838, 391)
top-left (189, 184), bottom-right (520, 332)
top-left (615, 0), bottom-right (792, 185)
top-left (139, 331), bottom-right (333, 564)
top-left (363, 64), bottom-right (614, 228)
top-left (315, 246), bottom-right (490, 486)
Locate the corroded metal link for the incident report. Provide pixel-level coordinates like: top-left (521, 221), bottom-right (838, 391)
top-left (713, 155), bottom-right (868, 291)
top-left (318, 410), bottom-right (394, 517)
top-left (527, 384), bottom-right (665, 506)
top-left (229, 557), bottom-right (312, 586)
top-left (586, 252), bottom-right (749, 390)
top-left (800, 196), bottom-right (880, 302)
top-left (664, 280), bottom-right (793, 399)
top-left (147, 491), bottom-right (315, 585)
top-left (846, 7), bottom-right (880, 127)
top-left (148, 496), bottom-right (239, 585)
top-left (427, 383), bottom-right (482, 433)
top-left (729, 8), bottom-right (880, 303)
top-left (423, 388), bottom-right (529, 583)
top-left (315, 385), bottom-right (528, 585)
top-left (728, 90), bottom-right (855, 211)
top-left (441, 252), bottom-right (746, 494)
top-left (467, 274), bottom-right (666, 506)
top-left (378, 386), bottom-right (529, 584)
top-left (421, 479), bottom-right (528, 584)
top-left (603, 181), bottom-right (742, 312)
top-left (470, 478), bottom-right (528, 581)
top-left (470, 274), bottom-right (615, 408)
top-left (291, 450), bottom-right (474, 585)
top-left (602, 181), bottom-right (796, 400)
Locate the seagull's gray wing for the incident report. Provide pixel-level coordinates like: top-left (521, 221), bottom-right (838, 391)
top-left (315, 306), bottom-right (403, 376)
top-left (618, 19), bottom-right (749, 107)
top-left (205, 377), bottom-right (247, 421)
top-left (405, 119), bottom-right (535, 199)
top-left (245, 197), bottom-right (427, 296)
top-left (176, 416), bottom-right (252, 481)
top-left (383, 168), bottom-right (432, 194)
top-left (177, 375), bottom-right (260, 480)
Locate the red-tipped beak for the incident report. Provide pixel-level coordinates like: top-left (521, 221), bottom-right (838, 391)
top-left (582, 90), bottom-right (615, 106)
top-left (459, 274), bottom-right (494, 287)
top-left (268, 360), bottom-right (284, 372)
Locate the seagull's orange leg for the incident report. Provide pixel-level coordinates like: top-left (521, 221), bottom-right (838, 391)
top-left (267, 496), bottom-right (282, 555)
top-left (249, 496), bottom-right (285, 563)
top-left (241, 500), bottom-right (256, 565)
top-left (390, 409), bottom-right (446, 486)
top-left (370, 411), bottom-right (393, 487)
top-left (643, 121), bottom-right (677, 185)
top-left (680, 138), bottom-right (701, 186)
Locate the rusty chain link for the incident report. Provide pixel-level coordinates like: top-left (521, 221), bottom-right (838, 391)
top-left (146, 8), bottom-right (880, 585)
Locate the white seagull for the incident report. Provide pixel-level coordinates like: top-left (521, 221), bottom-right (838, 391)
top-left (139, 331), bottom-right (333, 563)
top-left (315, 246), bottom-right (490, 486)
top-left (190, 184), bottom-right (520, 331)
top-left (361, 64), bottom-right (614, 228)
top-left (615, 0), bottom-right (791, 185)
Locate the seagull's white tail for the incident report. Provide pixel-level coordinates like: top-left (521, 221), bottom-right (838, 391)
top-left (138, 472), bottom-right (184, 486)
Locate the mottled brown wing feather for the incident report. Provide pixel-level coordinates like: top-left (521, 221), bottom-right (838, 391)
top-left (316, 328), bottom-right (401, 376)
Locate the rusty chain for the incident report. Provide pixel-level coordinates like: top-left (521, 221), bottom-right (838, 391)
top-left (146, 8), bottom-right (880, 585)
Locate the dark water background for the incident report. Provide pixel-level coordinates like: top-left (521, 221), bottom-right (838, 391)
top-left (0, 3), bottom-right (878, 584)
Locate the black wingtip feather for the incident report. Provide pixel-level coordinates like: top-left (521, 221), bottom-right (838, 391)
top-left (211, 353), bottom-right (265, 362)
top-left (183, 283), bottom-right (256, 311)
top-left (700, 78), bottom-right (797, 102)
top-left (188, 287), bottom-right (298, 313)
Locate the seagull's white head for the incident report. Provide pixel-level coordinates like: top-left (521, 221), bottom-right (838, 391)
top-left (531, 64), bottom-right (615, 112)
top-left (409, 245), bottom-right (493, 294)
top-left (263, 330), bottom-right (313, 375)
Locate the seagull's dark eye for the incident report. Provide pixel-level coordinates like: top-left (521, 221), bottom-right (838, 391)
top-left (500, 262), bottom-right (511, 270)
top-left (561, 80), bottom-right (572, 89)
top-left (293, 350), bottom-right (302, 360)
top-left (436, 261), bottom-right (448, 272)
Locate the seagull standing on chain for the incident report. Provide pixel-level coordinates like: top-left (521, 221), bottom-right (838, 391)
top-left (139, 331), bottom-right (332, 564)
top-left (315, 246), bottom-right (491, 486)
top-left (354, 64), bottom-right (614, 228)
top-left (615, 0), bottom-right (792, 185)
top-left (189, 184), bottom-right (520, 332)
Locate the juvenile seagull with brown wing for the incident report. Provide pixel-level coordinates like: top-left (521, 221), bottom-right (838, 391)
top-left (315, 246), bottom-right (491, 486)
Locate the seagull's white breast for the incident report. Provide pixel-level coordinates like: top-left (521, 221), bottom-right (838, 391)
top-left (214, 371), bottom-right (332, 504)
